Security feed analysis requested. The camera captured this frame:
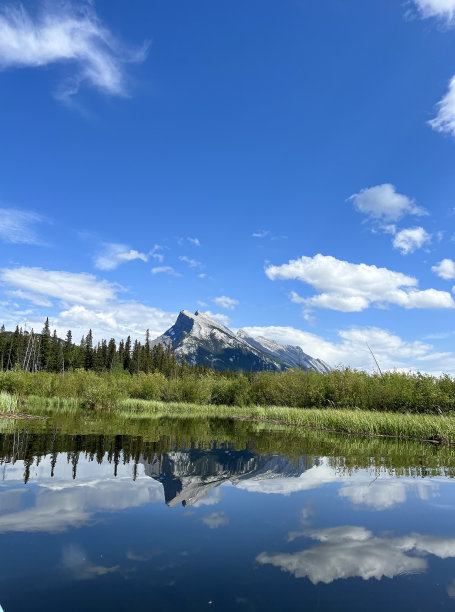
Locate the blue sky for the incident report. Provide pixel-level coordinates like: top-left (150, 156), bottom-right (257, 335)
top-left (1, 0), bottom-right (455, 373)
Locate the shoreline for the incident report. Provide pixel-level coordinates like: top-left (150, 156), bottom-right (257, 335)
top-left (6, 394), bottom-right (455, 445)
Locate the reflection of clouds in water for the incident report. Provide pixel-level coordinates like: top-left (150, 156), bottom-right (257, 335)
top-left (237, 459), bottom-right (444, 512)
top-left (447, 579), bottom-right (455, 598)
top-left (62, 543), bottom-right (119, 581)
top-left (257, 526), bottom-right (455, 584)
top-left (202, 511), bottom-right (229, 529)
top-left (192, 487), bottom-right (222, 508)
top-left (236, 461), bottom-right (338, 495)
top-left (0, 455), bottom-right (164, 533)
top-left (338, 477), bottom-right (439, 510)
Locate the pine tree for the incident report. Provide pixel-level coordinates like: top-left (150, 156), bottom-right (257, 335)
top-left (39, 318), bottom-right (51, 371)
top-left (63, 330), bottom-right (73, 371)
top-left (123, 336), bottom-right (132, 371)
top-left (84, 329), bottom-right (94, 371)
top-left (0, 325), bottom-right (6, 371)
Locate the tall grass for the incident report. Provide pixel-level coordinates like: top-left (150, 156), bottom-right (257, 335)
top-left (1, 368), bottom-right (455, 413)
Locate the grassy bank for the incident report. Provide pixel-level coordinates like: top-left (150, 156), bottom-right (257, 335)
top-left (1, 367), bottom-right (455, 413)
top-left (7, 394), bottom-right (455, 445)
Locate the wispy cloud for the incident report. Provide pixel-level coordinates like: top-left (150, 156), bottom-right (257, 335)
top-left (94, 243), bottom-right (149, 270)
top-left (0, 2), bottom-right (148, 101)
top-left (179, 255), bottom-right (203, 269)
top-left (0, 208), bottom-right (47, 244)
top-left (151, 266), bottom-right (181, 277)
top-left (212, 296), bottom-right (239, 310)
top-left (252, 230), bottom-right (270, 238)
top-left (187, 237), bottom-right (200, 246)
top-left (413, 0), bottom-right (455, 22)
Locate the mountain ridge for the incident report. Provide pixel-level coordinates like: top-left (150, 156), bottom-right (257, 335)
top-left (151, 310), bottom-right (331, 373)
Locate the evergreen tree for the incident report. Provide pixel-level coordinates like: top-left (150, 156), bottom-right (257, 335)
top-left (0, 325), bottom-right (6, 371)
top-left (123, 336), bottom-right (132, 371)
top-left (84, 329), bottom-right (94, 371)
top-left (63, 330), bottom-right (73, 371)
top-left (39, 318), bottom-right (51, 371)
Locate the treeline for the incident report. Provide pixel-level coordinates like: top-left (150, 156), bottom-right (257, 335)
top-left (0, 319), bottom-right (207, 377)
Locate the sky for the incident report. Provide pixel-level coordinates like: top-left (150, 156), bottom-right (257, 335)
top-left (1, 0), bottom-right (455, 374)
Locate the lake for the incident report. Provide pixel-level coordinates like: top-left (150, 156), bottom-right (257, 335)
top-left (0, 410), bottom-right (455, 611)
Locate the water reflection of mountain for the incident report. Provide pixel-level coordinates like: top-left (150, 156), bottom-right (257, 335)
top-left (141, 449), bottom-right (319, 506)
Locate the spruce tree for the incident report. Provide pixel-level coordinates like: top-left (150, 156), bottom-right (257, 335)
top-left (39, 318), bottom-right (51, 371)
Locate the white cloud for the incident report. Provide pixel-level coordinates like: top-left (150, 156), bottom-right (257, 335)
top-left (0, 453), bottom-right (164, 533)
top-left (204, 310), bottom-right (231, 327)
top-left (265, 254), bottom-right (455, 312)
top-left (430, 76), bottom-right (455, 137)
top-left (0, 267), bottom-right (120, 307)
top-left (201, 512), bottom-right (229, 529)
top-left (240, 324), bottom-right (455, 374)
top-left (0, 208), bottom-right (47, 244)
top-left (257, 526), bottom-right (455, 584)
top-left (0, 2), bottom-right (148, 101)
top-left (94, 243), bottom-right (148, 270)
top-left (392, 226), bottom-right (431, 254)
top-left (349, 184), bottom-right (427, 222)
top-left (432, 258), bottom-right (455, 279)
top-left (179, 255), bottom-right (203, 269)
top-left (151, 266), bottom-right (181, 277)
top-left (0, 266), bottom-right (176, 341)
top-left (413, 0), bottom-right (455, 21)
top-left (252, 230), bottom-right (270, 238)
top-left (187, 237), bottom-right (200, 246)
top-left (212, 296), bottom-right (239, 310)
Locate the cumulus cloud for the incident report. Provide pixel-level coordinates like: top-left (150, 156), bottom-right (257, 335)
top-left (187, 237), bottom-right (200, 246)
top-left (349, 184), bottom-right (427, 223)
top-left (240, 324), bottom-right (455, 374)
top-left (432, 258), bottom-right (455, 279)
top-left (0, 208), bottom-right (47, 244)
top-left (212, 296), bottom-right (239, 310)
top-left (265, 254), bottom-right (455, 312)
top-left (94, 243), bottom-right (149, 270)
top-left (0, 2), bottom-right (148, 101)
top-left (257, 526), bottom-right (455, 584)
top-left (392, 227), bottom-right (431, 254)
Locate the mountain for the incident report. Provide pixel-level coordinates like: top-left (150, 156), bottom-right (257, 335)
top-left (151, 310), bottom-right (331, 373)
top-left (237, 330), bottom-right (331, 374)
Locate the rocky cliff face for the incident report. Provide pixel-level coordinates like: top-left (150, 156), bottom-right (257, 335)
top-left (151, 310), bottom-right (331, 373)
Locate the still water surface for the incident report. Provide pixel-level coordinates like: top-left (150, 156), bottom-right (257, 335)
top-left (1, 411), bottom-right (455, 611)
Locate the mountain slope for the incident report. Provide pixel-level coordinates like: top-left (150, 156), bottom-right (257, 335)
top-left (151, 310), bottom-right (331, 373)
top-left (237, 330), bottom-right (331, 374)
top-left (151, 310), bottom-right (285, 371)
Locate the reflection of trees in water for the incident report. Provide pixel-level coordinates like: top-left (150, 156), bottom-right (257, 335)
top-left (1, 424), bottom-right (455, 484)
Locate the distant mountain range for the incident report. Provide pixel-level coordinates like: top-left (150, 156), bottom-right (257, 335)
top-left (151, 310), bottom-right (331, 373)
